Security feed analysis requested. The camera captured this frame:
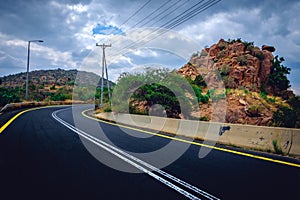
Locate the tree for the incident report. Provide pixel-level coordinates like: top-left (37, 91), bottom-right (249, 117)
top-left (273, 106), bottom-right (297, 128)
top-left (112, 68), bottom-right (197, 119)
top-left (268, 56), bottom-right (291, 95)
top-left (130, 83), bottom-right (181, 118)
top-left (287, 96), bottom-right (300, 128)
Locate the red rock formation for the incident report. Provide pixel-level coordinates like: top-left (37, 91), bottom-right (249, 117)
top-left (175, 39), bottom-right (293, 126)
top-left (178, 39), bottom-right (279, 92)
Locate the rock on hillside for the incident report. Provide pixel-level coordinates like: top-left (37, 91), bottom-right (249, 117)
top-left (208, 39), bottom-right (273, 90)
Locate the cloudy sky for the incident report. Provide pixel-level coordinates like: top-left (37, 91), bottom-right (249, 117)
top-left (0, 0), bottom-right (299, 94)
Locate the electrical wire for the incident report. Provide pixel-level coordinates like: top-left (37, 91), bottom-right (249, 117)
top-left (131, 0), bottom-right (171, 28)
top-left (119, 0), bottom-right (152, 27)
top-left (147, 0), bottom-right (190, 27)
top-left (114, 0), bottom-right (221, 56)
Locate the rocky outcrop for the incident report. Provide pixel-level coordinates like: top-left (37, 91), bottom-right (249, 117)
top-left (178, 39), bottom-right (278, 92)
top-left (176, 39), bottom-right (294, 126)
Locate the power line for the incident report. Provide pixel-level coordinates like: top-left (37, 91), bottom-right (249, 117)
top-left (115, 0), bottom-right (221, 55)
top-left (160, 0), bottom-right (207, 29)
top-left (147, 0), bottom-right (190, 27)
top-left (104, 0), bottom-right (186, 44)
top-left (132, 0), bottom-right (173, 28)
top-left (119, 0), bottom-right (152, 27)
top-left (104, 0), bottom-right (152, 36)
top-left (101, 0), bottom-right (152, 35)
top-left (165, 0), bottom-right (221, 29)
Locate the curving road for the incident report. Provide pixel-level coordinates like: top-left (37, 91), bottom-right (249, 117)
top-left (0, 105), bottom-right (299, 199)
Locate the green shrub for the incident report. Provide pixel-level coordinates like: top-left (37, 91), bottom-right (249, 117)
top-left (50, 85), bottom-right (56, 90)
top-left (219, 42), bottom-right (227, 50)
top-left (287, 96), bottom-right (300, 128)
top-left (104, 107), bottom-right (112, 112)
top-left (260, 91), bottom-right (267, 100)
top-left (225, 88), bottom-right (231, 95)
top-left (223, 76), bottom-right (235, 88)
top-left (242, 41), bottom-right (254, 52)
top-left (192, 85), bottom-right (209, 104)
top-left (219, 64), bottom-right (230, 76)
top-left (237, 55), bottom-right (248, 66)
top-left (267, 97), bottom-right (275, 103)
top-left (272, 140), bottom-right (283, 155)
top-left (247, 105), bottom-right (263, 117)
top-left (199, 116), bottom-right (209, 121)
top-left (199, 94), bottom-right (209, 104)
top-left (254, 51), bottom-right (265, 60)
top-left (195, 75), bottom-right (207, 87)
top-left (273, 106), bottom-right (297, 128)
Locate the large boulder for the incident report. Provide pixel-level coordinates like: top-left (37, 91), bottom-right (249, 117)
top-left (262, 45), bottom-right (276, 52)
top-left (177, 63), bottom-right (199, 80)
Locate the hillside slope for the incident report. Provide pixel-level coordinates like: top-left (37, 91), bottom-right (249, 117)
top-left (0, 69), bottom-right (113, 106)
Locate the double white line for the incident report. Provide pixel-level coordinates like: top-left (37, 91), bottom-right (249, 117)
top-left (52, 108), bottom-right (220, 200)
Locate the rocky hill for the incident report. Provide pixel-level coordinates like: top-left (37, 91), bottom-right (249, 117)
top-left (177, 38), bottom-right (299, 127)
top-left (0, 69), bottom-right (114, 106)
top-left (0, 68), bottom-right (113, 88)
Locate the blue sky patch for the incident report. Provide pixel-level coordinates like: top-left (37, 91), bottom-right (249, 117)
top-left (92, 24), bottom-right (124, 35)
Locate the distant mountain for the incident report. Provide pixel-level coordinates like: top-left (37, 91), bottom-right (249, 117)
top-left (0, 68), bottom-right (114, 106)
top-left (0, 68), bottom-right (113, 88)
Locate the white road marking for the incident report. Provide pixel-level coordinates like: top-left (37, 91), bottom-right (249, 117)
top-left (52, 108), bottom-right (220, 200)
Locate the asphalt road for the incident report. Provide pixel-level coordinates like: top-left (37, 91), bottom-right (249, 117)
top-left (0, 105), bottom-right (299, 200)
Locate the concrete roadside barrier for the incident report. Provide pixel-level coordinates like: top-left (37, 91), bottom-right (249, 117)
top-left (95, 112), bottom-right (300, 157)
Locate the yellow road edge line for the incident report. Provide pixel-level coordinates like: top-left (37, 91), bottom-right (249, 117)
top-left (82, 109), bottom-right (300, 168)
top-left (0, 105), bottom-right (70, 134)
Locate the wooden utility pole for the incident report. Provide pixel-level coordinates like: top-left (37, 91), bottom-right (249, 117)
top-left (96, 43), bottom-right (111, 108)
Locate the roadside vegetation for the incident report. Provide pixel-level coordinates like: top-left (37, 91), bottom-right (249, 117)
top-left (110, 68), bottom-right (196, 119)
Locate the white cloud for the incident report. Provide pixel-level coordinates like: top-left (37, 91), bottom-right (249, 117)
top-left (131, 48), bottom-right (158, 58)
top-left (66, 4), bottom-right (88, 13)
top-left (111, 55), bottom-right (134, 65)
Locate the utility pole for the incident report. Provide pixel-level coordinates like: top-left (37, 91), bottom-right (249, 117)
top-left (96, 43), bottom-right (111, 108)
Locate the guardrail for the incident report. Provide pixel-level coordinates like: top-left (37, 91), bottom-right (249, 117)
top-left (96, 112), bottom-right (300, 157)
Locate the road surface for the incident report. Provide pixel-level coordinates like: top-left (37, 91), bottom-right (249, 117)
top-left (0, 105), bottom-right (299, 199)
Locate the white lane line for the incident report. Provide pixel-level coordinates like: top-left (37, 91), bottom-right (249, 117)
top-left (52, 110), bottom-right (199, 200)
top-left (52, 108), bottom-right (220, 200)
